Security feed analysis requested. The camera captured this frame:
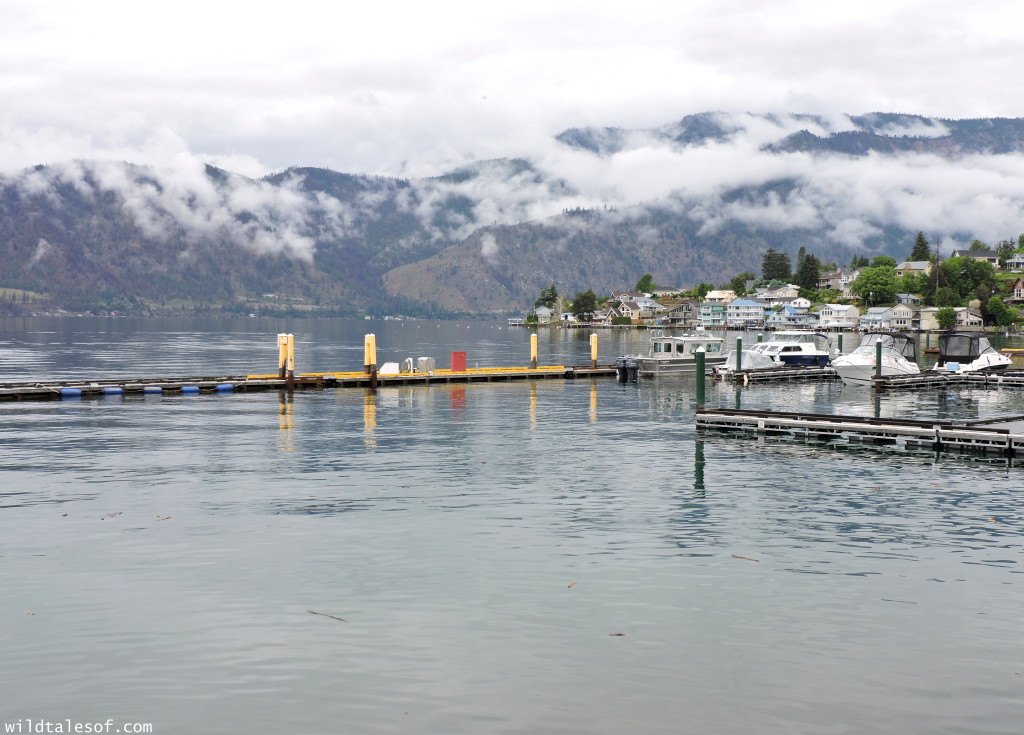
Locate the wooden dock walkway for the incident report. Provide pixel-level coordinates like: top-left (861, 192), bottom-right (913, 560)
top-left (696, 407), bottom-right (1024, 457)
top-left (0, 365), bottom-right (619, 402)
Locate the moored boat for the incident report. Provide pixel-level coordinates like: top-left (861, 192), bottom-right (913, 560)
top-left (616, 330), bottom-right (727, 378)
top-left (831, 332), bottom-right (920, 385)
top-left (720, 330), bottom-right (836, 372)
top-left (933, 332), bottom-right (1012, 373)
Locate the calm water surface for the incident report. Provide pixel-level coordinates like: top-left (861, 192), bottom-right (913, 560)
top-left (2, 319), bottom-right (1024, 734)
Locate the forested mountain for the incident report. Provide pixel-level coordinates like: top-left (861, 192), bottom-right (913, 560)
top-left (2, 112), bottom-right (1024, 315)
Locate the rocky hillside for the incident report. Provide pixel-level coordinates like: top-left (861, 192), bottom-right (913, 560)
top-left (2, 112), bottom-right (1024, 315)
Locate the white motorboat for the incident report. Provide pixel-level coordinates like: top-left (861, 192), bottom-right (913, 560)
top-left (933, 332), bottom-right (1012, 373)
top-left (616, 330), bottom-right (727, 379)
top-left (720, 330), bottom-right (837, 372)
top-left (831, 332), bottom-right (920, 385)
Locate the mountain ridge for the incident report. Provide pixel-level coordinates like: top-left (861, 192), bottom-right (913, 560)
top-left (2, 111), bottom-right (1024, 315)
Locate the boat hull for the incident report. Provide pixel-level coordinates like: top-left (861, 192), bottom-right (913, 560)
top-left (636, 356), bottom-right (728, 375)
top-left (832, 356), bottom-right (920, 385)
top-left (778, 353), bottom-right (832, 367)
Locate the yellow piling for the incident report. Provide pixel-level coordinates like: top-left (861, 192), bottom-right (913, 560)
top-left (277, 334), bottom-right (289, 379)
top-left (530, 333), bottom-right (538, 369)
top-left (590, 332), bottom-right (598, 368)
top-left (365, 334), bottom-right (378, 390)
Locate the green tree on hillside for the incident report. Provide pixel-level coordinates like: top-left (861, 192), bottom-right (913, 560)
top-left (534, 284), bottom-right (559, 309)
top-left (728, 272), bottom-right (755, 295)
top-left (909, 232), bottom-right (930, 261)
top-left (794, 250), bottom-right (821, 291)
top-left (761, 249), bottom-right (791, 281)
top-left (850, 265), bottom-right (899, 306)
top-left (634, 274), bottom-right (657, 293)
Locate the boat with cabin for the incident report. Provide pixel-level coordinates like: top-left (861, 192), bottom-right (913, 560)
top-left (720, 330), bottom-right (836, 372)
top-left (831, 332), bottom-right (920, 385)
top-left (616, 330), bottom-right (727, 379)
top-left (933, 332), bottom-right (1012, 373)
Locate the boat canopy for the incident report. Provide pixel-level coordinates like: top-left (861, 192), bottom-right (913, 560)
top-left (937, 332), bottom-right (990, 365)
top-left (856, 332), bottom-right (917, 360)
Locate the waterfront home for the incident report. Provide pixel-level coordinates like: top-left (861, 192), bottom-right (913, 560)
top-left (918, 307), bottom-right (985, 331)
top-left (895, 261), bottom-right (932, 278)
top-left (818, 303), bottom-right (860, 329)
top-left (859, 306), bottom-right (896, 330)
top-left (1005, 254), bottom-right (1024, 272)
top-left (765, 306), bottom-right (819, 329)
top-left (611, 291), bottom-right (648, 302)
top-left (664, 300), bottom-right (701, 327)
top-left (726, 298), bottom-right (770, 327)
top-left (532, 306), bottom-right (557, 323)
top-left (891, 304), bottom-right (919, 330)
top-left (896, 293), bottom-right (922, 306)
top-left (597, 306), bottom-right (624, 325)
top-left (700, 302), bottom-right (727, 328)
top-left (618, 299), bottom-right (666, 321)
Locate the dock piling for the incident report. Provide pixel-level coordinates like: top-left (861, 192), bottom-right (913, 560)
top-left (695, 347), bottom-right (706, 407)
top-left (530, 334), bottom-right (538, 369)
top-left (735, 337), bottom-right (742, 373)
top-left (590, 333), bottom-right (598, 369)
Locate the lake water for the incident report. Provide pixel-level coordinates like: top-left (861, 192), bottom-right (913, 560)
top-left (3, 318), bottom-right (1024, 734)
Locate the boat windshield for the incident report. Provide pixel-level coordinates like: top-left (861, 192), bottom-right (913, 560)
top-left (855, 333), bottom-right (917, 360)
top-left (938, 333), bottom-right (988, 363)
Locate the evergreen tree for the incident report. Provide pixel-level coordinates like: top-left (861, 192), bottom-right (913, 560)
top-left (909, 231), bottom-right (930, 261)
top-left (794, 252), bottom-right (821, 291)
top-left (534, 284), bottom-right (559, 309)
top-left (761, 249), bottom-right (792, 281)
top-left (634, 274), bottom-right (657, 293)
top-left (571, 290), bottom-right (598, 321)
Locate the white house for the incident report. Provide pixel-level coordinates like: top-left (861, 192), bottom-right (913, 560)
top-left (859, 306), bottom-right (895, 330)
top-left (818, 303), bottom-right (860, 329)
top-left (704, 290), bottom-right (737, 304)
top-left (766, 306), bottom-right (819, 328)
top-left (1005, 254), bottom-right (1024, 271)
top-left (726, 299), bottom-right (769, 327)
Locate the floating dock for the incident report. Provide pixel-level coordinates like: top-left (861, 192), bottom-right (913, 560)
top-left (871, 369), bottom-right (1024, 391)
top-left (696, 407), bottom-right (1024, 457)
top-left (715, 365), bottom-right (839, 384)
top-left (0, 365), bottom-right (618, 402)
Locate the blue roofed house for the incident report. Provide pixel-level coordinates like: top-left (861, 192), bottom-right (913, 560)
top-left (766, 305), bottom-right (819, 328)
top-left (726, 298), bottom-right (769, 327)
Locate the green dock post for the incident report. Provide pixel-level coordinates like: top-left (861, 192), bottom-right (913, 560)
top-left (695, 348), bottom-right (706, 407)
top-left (735, 337), bottom-right (742, 373)
top-left (926, 332), bottom-right (930, 349)
top-left (838, 333), bottom-right (843, 353)
top-left (875, 338), bottom-right (883, 377)
top-left (757, 333), bottom-right (763, 343)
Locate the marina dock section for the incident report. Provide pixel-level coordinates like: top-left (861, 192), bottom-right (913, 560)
top-left (696, 406), bottom-right (1024, 457)
top-left (0, 365), bottom-right (618, 402)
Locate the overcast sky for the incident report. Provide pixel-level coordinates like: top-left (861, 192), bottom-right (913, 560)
top-left (3, 0), bottom-right (1022, 179)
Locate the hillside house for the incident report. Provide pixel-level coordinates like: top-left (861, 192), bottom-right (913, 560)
top-left (1007, 276), bottom-right (1024, 303)
top-left (704, 290), bottom-right (737, 304)
top-left (818, 269), bottom-right (860, 297)
top-left (1005, 254), bottom-right (1024, 271)
top-left (950, 249), bottom-right (999, 265)
top-left (895, 261), bottom-right (932, 278)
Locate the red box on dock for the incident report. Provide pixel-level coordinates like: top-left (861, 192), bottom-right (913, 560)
top-left (450, 351), bottom-right (467, 372)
